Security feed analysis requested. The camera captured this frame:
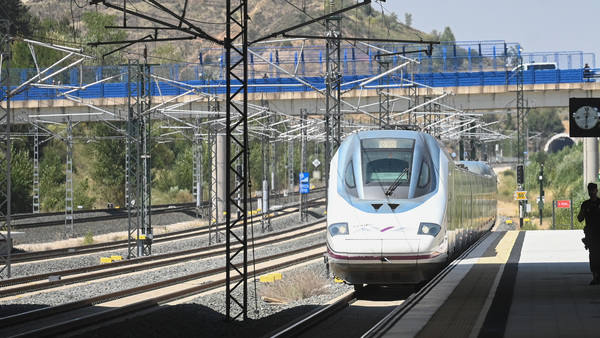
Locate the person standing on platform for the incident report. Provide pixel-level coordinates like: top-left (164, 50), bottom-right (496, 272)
top-left (577, 183), bottom-right (600, 285)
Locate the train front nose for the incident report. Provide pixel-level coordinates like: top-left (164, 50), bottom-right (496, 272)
top-left (328, 236), bottom-right (425, 284)
top-left (328, 231), bottom-right (447, 284)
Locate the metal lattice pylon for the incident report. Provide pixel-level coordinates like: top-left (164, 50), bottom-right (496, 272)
top-left (125, 58), bottom-right (153, 258)
top-left (516, 48), bottom-right (528, 229)
top-left (0, 19), bottom-right (11, 279)
top-left (32, 125), bottom-right (39, 213)
top-left (324, 2), bottom-right (342, 198)
top-left (407, 83), bottom-right (419, 126)
top-left (208, 124), bottom-right (220, 244)
top-left (192, 122), bottom-right (202, 219)
top-left (126, 59), bottom-right (141, 259)
top-left (260, 104), bottom-right (271, 232)
top-left (287, 139), bottom-right (294, 200)
top-left (65, 117), bottom-right (74, 238)
top-left (269, 111), bottom-right (277, 194)
top-left (299, 109), bottom-right (308, 222)
top-left (140, 59), bottom-right (152, 256)
top-left (378, 59), bottom-right (391, 128)
top-left (225, 0), bottom-right (249, 321)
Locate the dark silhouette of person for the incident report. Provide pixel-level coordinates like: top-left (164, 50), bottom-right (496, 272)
top-left (584, 63), bottom-right (592, 81)
top-left (577, 182), bottom-right (600, 284)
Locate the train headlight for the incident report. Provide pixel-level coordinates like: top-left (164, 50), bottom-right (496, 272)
top-left (418, 223), bottom-right (441, 237)
top-left (328, 222), bottom-right (349, 237)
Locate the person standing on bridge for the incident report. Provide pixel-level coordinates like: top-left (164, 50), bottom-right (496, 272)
top-left (584, 63), bottom-right (592, 81)
top-left (577, 182), bottom-right (600, 285)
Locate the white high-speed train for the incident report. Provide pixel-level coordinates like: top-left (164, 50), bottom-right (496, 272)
top-left (326, 130), bottom-right (497, 286)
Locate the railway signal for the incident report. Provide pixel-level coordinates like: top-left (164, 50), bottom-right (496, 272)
top-left (517, 165), bottom-right (524, 184)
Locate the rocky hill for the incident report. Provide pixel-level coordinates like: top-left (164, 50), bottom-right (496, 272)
top-left (20, 0), bottom-right (434, 63)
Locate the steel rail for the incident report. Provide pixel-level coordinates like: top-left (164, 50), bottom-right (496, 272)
top-left (8, 197), bottom-right (325, 264)
top-left (0, 219), bottom-right (326, 295)
top-left (8, 187), bottom-right (325, 226)
top-left (0, 244), bottom-right (326, 336)
top-left (362, 232), bottom-right (492, 338)
top-left (270, 291), bottom-right (357, 337)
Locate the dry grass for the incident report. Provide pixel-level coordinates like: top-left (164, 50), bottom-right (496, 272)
top-left (259, 270), bottom-right (329, 304)
top-left (15, 219), bottom-right (207, 252)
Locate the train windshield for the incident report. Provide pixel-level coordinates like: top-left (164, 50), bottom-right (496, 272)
top-left (360, 138), bottom-right (414, 186)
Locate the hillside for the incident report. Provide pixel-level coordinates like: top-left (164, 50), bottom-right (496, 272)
top-left (20, 0), bottom-right (436, 63)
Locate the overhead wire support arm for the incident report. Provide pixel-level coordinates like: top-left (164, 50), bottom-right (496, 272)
top-left (249, 0), bottom-right (372, 45)
top-left (282, 34), bottom-right (439, 47)
top-left (89, 0), bottom-right (223, 45)
top-left (88, 35), bottom-right (196, 47)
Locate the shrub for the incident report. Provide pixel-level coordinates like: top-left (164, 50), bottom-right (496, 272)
top-left (259, 269), bottom-right (328, 303)
top-left (83, 231), bottom-right (94, 245)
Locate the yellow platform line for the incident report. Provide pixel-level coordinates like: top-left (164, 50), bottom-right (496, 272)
top-left (478, 231), bottom-right (519, 264)
top-left (470, 230), bottom-right (520, 336)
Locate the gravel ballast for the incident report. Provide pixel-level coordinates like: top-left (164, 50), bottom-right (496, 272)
top-left (76, 262), bottom-right (353, 338)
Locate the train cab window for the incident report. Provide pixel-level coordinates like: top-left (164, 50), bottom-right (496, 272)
top-left (417, 161), bottom-right (430, 188)
top-left (361, 138), bottom-right (414, 185)
top-left (344, 162), bottom-right (356, 189)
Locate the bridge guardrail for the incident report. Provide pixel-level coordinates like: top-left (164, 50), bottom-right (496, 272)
top-left (4, 68), bottom-right (592, 102)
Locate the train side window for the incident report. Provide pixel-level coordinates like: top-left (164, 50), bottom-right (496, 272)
top-left (345, 162), bottom-right (356, 189)
top-left (417, 161), bottom-right (430, 188)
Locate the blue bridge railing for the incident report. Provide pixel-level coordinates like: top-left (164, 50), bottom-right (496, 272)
top-left (3, 40), bottom-right (597, 102)
top-left (7, 68), bottom-right (595, 102)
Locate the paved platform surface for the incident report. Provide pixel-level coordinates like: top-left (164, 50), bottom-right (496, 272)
top-left (379, 230), bottom-right (600, 338)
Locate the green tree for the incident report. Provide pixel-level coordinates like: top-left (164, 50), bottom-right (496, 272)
top-left (39, 139), bottom-right (65, 211)
top-left (527, 108), bottom-right (564, 137)
top-left (12, 17), bottom-right (74, 69)
top-left (81, 11), bottom-right (127, 65)
top-left (0, 0), bottom-right (33, 36)
top-left (0, 146), bottom-right (33, 213)
top-left (74, 177), bottom-right (96, 209)
top-left (89, 123), bottom-right (125, 206)
top-left (173, 146), bottom-right (193, 192)
top-left (440, 27), bottom-right (456, 42)
top-left (404, 13), bottom-right (412, 27)
top-left (11, 147), bottom-right (33, 213)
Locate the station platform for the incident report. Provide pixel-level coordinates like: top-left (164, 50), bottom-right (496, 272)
top-left (377, 230), bottom-right (600, 338)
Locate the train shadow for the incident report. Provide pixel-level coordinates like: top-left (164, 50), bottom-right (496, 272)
top-left (66, 302), bottom-right (324, 338)
top-left (355, 284), bottom-right (417, 301)
top-left (0, 303), bottom-right (49, 318)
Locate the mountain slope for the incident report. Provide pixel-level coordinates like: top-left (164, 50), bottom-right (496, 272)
top-left (20, 0), bottom-right (434, 62)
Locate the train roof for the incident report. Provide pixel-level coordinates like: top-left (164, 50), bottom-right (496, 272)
top-left (458, 161), bottom-right (495, 176)
top-left (347, 129), bottom-right (431, 140)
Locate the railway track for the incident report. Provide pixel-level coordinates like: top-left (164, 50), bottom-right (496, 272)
top-left (270, 231), bottom-right (494, 338)
top-left (10, 188), bottom-right (325, 230)
top-left (10, 196), bottom-right (325, 264)
top-left (269, 287), bottom-right (409, 338)
top-left (0, 243), bottom-right (327, 337)
top-left (362, 232), bottom-right (492, 338)
top-left (0, 219), bottom-right (326, 297)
